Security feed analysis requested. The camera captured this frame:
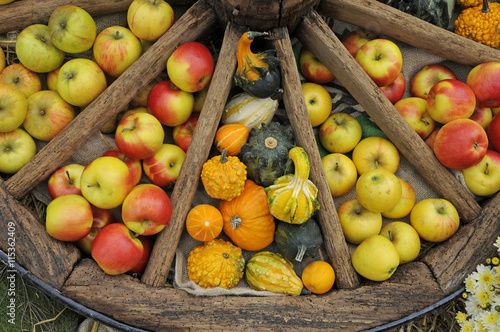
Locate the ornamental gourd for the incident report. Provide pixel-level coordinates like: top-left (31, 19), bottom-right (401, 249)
top-left (187, 239), bottom-right (245, 289)
top-left (234, 31), bottom-right (282, 100)
top-left (265, 147), bottom-right (320, 224)
top-left (221, 92), bottom-right (279, 130)
top-left (201, 149), bottom-right (247, 201)
top-left (219, 179), bottom-right (275, 251)
top-left (245, 251), bottom-right (303, 296)
top-left (455, 0), bottom-right (500, 48)
top-left (240, 122), bottom-right (295, 187)
top-left (274, 218), bottom-right (324, 262)
top-left (215, 123), bottom-right (250, 156)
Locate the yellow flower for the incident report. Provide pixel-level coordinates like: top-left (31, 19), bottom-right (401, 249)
top-left (456, 311), bottom-right (469, 323)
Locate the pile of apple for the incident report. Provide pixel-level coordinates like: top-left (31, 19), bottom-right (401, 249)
top-left (0, 0), bottom-right (222, 276)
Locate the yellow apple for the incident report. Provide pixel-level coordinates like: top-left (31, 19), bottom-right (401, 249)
top-left (410, 198), bottom-right (460, 242)
top-left (0, 63), bottom-right (42, 98)
top-left (0, 47), bottom-right (5, 73)
top-left (352, 136), bottom-right (400, 175)
top-left (462, 149), bottom-right (500, 196)
top-left (0, 83), bottom-right (28, 133)
top-left (351, 234), bottom-right (400, 281)
top-left (337, 199), bottom-right (382, 244)
top-left (0, 128), bottom-right (36, 174)
top-left (127, 0), bottom-right (175, 42)
top-left (355, 168), bottom-right (402, 213)
top-left (381, 178), bottom-right (416, 219)
top-left (46, 64), bottom-right (63, 92)
top-left (492, 107), bottom-right (500, 116)
top-left (379, 221), bottom-right (421, 264)
top-left (302, 82), bottom-right (332, 127)
top-left (319, 112), bottom-right (362, 153)
top-left (322, 153), bottom-right (357, 197)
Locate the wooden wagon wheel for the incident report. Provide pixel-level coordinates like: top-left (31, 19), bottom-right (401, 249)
top-left (1, 0), bottom-right (500, 330)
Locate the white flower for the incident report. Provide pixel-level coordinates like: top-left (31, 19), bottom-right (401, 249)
top-left (494, 236), bottom-right (500, 253)
top-left (465, 274), bottom-right (478, 294)
top-left (474, 285), bottom-right (495, 308)
top-left (466, 295), bottom-right (483, 317)
top-left (474, 265), bottom-right (496, 288)
top-left (460, 319), bottom-right (474, 332)
top-left (477, 310), bottom-right (500, 331)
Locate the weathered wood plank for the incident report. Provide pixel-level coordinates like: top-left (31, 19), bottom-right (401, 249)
top-left (4, 0), bottom-right (217, 201)
top-left (294, 10), bottom-right (481, 222)
top-left (270, 27), bottom-right (359, 290)
top-left (141, 21), bottom-right (244, 287)
top-left (0, 179), bottom-right (81, 290)
top-left (0, 0), bottom-right (196, 34)
top-left (63, 258), bottom-right (444, 331)
top-left (317, 0), bottom-right (500, 67)
top-left (421, 193), bottom-right (500, 295)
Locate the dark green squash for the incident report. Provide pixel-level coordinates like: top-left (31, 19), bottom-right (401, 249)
top-left (274, 218), bottom-right (323, 262)
top-left (377, 0), bottom-right (455, 28)
top-left (240, 122), bottom-right (295, 187)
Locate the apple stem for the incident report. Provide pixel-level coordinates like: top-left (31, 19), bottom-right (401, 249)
top-left (388, 230), bottom-right (394, 241)
top-left (65, 170), bottom-right (74, 185)
top-left (484, 162), bottom-right (490, 175)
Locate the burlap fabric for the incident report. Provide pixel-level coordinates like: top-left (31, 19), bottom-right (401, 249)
top-left (31, 11), bottom-right (486, 298)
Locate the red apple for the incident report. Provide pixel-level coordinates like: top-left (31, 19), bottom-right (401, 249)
top-left (341, 30), bottom-right (379, 58)
top-left (0, 63), bottom-right (42, 97)
top-left (74, 206), bottom-right (117, 256)
top-left (426, 79), bottom-right (476, 124)
top-left (434, 118), bottom-right (489, 170)
top-left (102, 148), bottom-right (142, 186)
top-left (173, 113), bottom-right (199, 152)
top-left (122, 183), bottom-right (172, 236)
top-left (487, 113), bottom-right (500, 152)
top-left (91, 223), bottom-right (144, 275)
top-left (355, 38), bottom-right (403, 87)
top-left (394, 97), bottom-right (435, 139)
top-left (425, 128), bottom-right (440, 152)
top-left (410, 63), bottom-right (457, 100)
top-left (45, 194), bottom-right (93, 242)
top-left (143, 143), bottom-right (185, 188)
top-left (147, 80), bottom-right (194, 127)
top-left (115, 111), bottom-right (165, 160)
top-left (166, 41), bottom-right (214, 93)
top-left (379, 72), bottom-right (406, 104)
top-left (299, 48), bottom-right (335, 84)
top-left (126, 235), bottom-right (154, 276)
top-left (466, 61), bottom-right (500, 108)
top-left (469, 106), bottom-right (493, 130)
top-left (47, 163), bottom-right (85, 199)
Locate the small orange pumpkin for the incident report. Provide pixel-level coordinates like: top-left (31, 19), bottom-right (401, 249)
top-left (219, 179), bottom-right (275, 251)
top-left (301, 261), bottom-right (335, 294)
top-left (215, 123), bottom-right (250, 156)
top-left (185, 204), bottom-right (223, 242)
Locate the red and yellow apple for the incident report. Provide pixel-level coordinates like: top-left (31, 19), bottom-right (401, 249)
top-left (319, 112), bottom-right (362, 153)
top-left (410, 63), bottom-right (456, 100)
top-left (466, 61), bottom-right (500, 108)
top-left (115, 111), bottom-right (165, 160)
top-left (434, 118), bottom-right (488, 170)
top-left (379, 72), bottom-right (406, 104)
top-left (299, 48), bottom-right (335, 84)
top-left (337, 198), bottom-right (382, 245)
top-left (74, 206), bottom-right (117, 256)
top-left (46, 194), bottom-right (93, 242)
top-left (0, 63), bottom-right (42, 97)
top-left (47, 163), bottom-right (85, 199)
top-left (172, 113), bottom-right (199, 152)
top-left (143, 143), bottom-right (185, 188)
top-left (166, 42), bottom-right (214, 93)
top-left (91, 223), bottom-right (144, 275)
top-left (410, 198), bottom-right (460, 242)
top-left (102, 148), bottom-right (142, 186)
top-left (122, 183), bottom-right (172, 236)
top-left (352, 136), bottom-right (400, 174)
top-left (462, 149), bottom-right (500, 196)
top-left (487, 113), bottom-right (500, 152)
top-left (147, 80), bottom-right (194, 127)
top-left (126, 235), bottom-right (154, 276)
top-left (394, 97), bottom-right (435, 139)
top-left (426, 79), bottom-right (476, 124)
top-left (469, 106), bottom-right (493, 130)
top-left (341, 29), bottom-right (379, 58)
top-left (322, 153), bottom-right (358, 197)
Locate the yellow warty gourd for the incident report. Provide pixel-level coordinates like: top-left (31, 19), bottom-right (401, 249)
top-left (265, 146), bottom-right (320, 224)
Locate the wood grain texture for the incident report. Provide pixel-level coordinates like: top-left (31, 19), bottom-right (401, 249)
top-left (270, 27), bottom-right (359, 289)
top-left (318, 0), bottom-right (500, 67)
top-left (141, 21), bottom-right (244, 287)
top-left (421, 193), bottom-right (500, 295)
top-left (4, 0), bottom-right (217, 201)
top-left (0, 180), bottom-right (81, 290)
top-left (295, 10), bottom-right (481, 222)
top-left (64, 258), bottom-right (444, 331)
top-left (0, 0), bottom-right (196, 34)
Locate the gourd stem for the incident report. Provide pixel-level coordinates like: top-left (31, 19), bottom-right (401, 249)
top-left (230, 215), bottom-right (242, 230)
top-left (295, 245), bottom-right (307, 262)
top-left (264, 137), bottom-right (278, 149)
top-left (482, 0), bottom-right (490, 13)
top-left (220, 149), bottom-right (229, 164)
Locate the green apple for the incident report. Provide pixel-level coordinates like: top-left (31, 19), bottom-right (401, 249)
top-left (0, 128), bottom-right (37, 174)
top-left (24, 90), bottom-right (75, 141)
top-left (15, 24), bottom-right (65, 73)
top-left (355, 168), bottom-right (402, 213)
top-left (46, 194), bottom-right (93, 242)
top-left (57, 58), bottom-right (107, 107)
top-left (0, 63), bottom-right (42, 97)
top-left (127, 0), bottom-right (175, 41)
top-left (337, 198), bottom-right (382, 245)
top-left (462, 149), bottom-right (500, 197)
top-left (321, 152), bottom-right (357, 197)
top-left (48, 4), bottom-right (96, 53)
top-left (351, 234), bottom-right (400, 281)
top-left (0, 83), bottom-right (28, 133)
top-left (319, 112), bottom-right (362, 153)
top-left (352, 136), bottom-right (400, 175)
top-left (93, 26), bottom-right (142, 77)
top-left (379, 221), bottom-right (421, 264)
top-left (80, 156), bottom-right (134, 209)
top-left (410, 198), bottom-right (460, 242)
